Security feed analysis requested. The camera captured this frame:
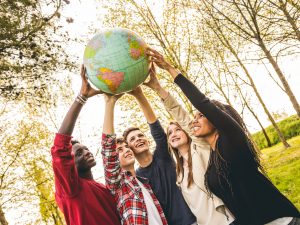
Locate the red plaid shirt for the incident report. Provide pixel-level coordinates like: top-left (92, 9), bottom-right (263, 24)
top-left (101, 133), bottom-right (168, 225)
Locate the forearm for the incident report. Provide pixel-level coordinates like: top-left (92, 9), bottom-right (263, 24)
top-left (152, 84), bottom-right (169, 100)
top-left (134, 92), bottom-right (157, 124)
top-left (166, 65), bottom-right (181, 80)
top-left (162, 93), bottom-right (191, 130)
top-left (58, 100), bottom-right (84, 135)
top-left (101, 133), bottom-right (121, 195)
top-left (103, 101), bottom-right (116, 135)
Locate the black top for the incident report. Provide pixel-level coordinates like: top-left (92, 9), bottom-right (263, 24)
top-left (174, 74), bottom-right (299, 225)
top-left (136, 120), bottom-right (196, 225)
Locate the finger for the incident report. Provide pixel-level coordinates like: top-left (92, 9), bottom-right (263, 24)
top-left (95, 90), bottom-right (104, 94)
top-left (80, 65), bottom-right (88, 82)
top-left (149, 58), bottom-right (161, 63)
top-left (145, 46), bottom-right (155, 52)
top-left (90, 89), bottom-right (103, 97)
top-left (150, 62), bottom-right (156, 73)
top-left (116, 93), bottom-right (124, 99)
top-left (147, 47), bottom-right (159, 54)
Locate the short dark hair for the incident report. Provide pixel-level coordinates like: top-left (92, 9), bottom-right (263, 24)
top-left (122, 127), bottom-right (141, 141)
top-left (71, 139), bottom-right (80, 146)
top-left (116, 137), bottom-right (126, 145)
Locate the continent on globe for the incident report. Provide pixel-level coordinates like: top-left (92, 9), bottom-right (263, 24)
top-left (84, 36), bottom-right (104, 59)
top-left (96, 68), bottom-right (125, 93)
top-left (128, 36), bottom-right (145, 60)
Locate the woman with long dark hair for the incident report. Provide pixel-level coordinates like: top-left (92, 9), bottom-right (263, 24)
top-left (146, 47), bottom-right (300, 225)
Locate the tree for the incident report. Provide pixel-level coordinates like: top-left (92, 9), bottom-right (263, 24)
top-left (194, 1), bottom-right (289, 147)
top-left (0, 0), bottom-right (75, 104)
top-left (201, 0), bottom-right (300, 117)
top-left (0, 106), bottom-right (65, 224)
top-left (266, 0), bottom-right (300, 41)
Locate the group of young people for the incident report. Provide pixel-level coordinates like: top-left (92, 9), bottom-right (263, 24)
top-left (51, 47), bottom-right (299, 225)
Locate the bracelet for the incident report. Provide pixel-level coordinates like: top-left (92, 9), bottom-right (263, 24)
top-left (75, 94), bottom-right (88, 105)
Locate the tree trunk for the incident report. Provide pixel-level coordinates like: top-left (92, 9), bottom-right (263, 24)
top-left (244, 99), bottom-right (272, 148)
top-left (257, 39), bottom-right (300, 118)
top-left (0, 205), bottom-right (9, 225)
top-left (279, 0), bottom-right (300, 41)
top-left (232, 75), bottom-right (272, 148)
top-left (204, 15), bottom-right (291, 148)
top-left (235, 53), bottom-right (290, 148)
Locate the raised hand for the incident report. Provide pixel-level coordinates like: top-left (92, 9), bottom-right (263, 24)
top-left (146, 47), bottom-right (172, 71)
top-left (80, 65), bottom-right (103, 98)
top-left (143, 63), bottom-right (161, 91)
top-left (103, 93), bottom-right (124, 104)
top-left (146, 47), bottom-right (180, 79)
top-left (127, 85), bottom-right (143, 97)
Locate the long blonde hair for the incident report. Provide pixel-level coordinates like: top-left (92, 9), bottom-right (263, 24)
top-left (167, 121), bottom-right (194, 188)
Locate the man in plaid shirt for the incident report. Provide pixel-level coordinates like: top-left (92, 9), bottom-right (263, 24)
top-left (101, 93), bottom-right (168, 225)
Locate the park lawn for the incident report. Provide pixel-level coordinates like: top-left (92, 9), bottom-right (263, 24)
top-left (260, 135), bottom-right (300, 210)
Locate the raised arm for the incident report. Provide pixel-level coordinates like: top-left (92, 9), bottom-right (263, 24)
top-left (144, 64), bottom-right (209, 148)
top-left (128, 86), bottom-right (170, 160)
top-left (52, 65), bottom-right (102, 197)
top-left (101, 94), bottom-right (122, 195)
top-left (128, 86), bottom-right (157, 124)
top-left (144, 64), bottom-right (191, 131)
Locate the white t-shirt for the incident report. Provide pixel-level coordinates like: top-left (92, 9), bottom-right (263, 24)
top-left (136, 179), bottom-right (163, 225)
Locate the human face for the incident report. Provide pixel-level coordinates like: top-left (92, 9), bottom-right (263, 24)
top-left (116, 142), bottom-right (135, 168)
top-left (72, 143), bottom-right (96, 172)
top-left (191, 112), bottom-right (216, 138)
top-left (126, 130), bottom-right (150, 155)
top-left (168, 124), bottom-right (189, 149)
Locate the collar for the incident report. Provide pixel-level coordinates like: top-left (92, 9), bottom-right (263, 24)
top-left (123, 170), bottom-right (149, 184)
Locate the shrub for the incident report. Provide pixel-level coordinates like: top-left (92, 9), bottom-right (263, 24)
top-left (252, 115), bottom-right (300, 149)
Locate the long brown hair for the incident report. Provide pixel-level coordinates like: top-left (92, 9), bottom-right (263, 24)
top-left (167, 121), bottom-right (194, 188)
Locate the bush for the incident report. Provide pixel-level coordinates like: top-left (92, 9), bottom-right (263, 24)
top-left (252, 115), bottom-right (300, 149)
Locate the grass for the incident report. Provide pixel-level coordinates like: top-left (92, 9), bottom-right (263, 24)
top-left (261, 135), bottom-right (300, 210)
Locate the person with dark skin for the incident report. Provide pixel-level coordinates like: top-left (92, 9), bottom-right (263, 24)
top-left (146, 47), bottom-right (300, 225)
top-left (51, 65), bottom-right (120, 225)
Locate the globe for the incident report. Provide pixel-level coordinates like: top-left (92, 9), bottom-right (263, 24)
top-left (83, 28), bottom-right (150, 94)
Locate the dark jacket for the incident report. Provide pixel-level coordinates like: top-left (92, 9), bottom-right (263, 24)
top-left (175, 74), bottom-right (300, 225)
top-left (136, 120), bottom-right (196, 225)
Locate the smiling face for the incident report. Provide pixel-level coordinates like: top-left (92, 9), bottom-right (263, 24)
top-left (167, 123), bottom-right (189, 149)
top-left (72, 143), bottom-right (96, 172)
top-left (125, 129), bottom-right (150, 155)
top-left (116, 141), bottom-right (135, 169)
top-left (191, 112), bottom-right (216, 138)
